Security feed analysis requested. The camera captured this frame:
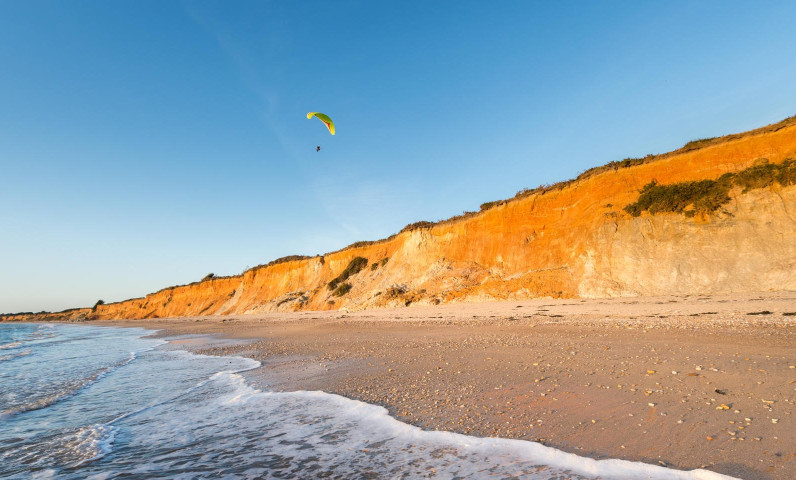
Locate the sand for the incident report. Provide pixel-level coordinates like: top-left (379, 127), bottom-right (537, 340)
top-left (95, 291), bottom-right (796, 480)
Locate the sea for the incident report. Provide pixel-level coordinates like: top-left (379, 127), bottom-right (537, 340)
top-left (0, 323), bottom-right (735, 479)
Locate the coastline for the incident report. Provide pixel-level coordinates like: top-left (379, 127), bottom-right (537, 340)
top-left (89, 292), bottom-right (795, 479)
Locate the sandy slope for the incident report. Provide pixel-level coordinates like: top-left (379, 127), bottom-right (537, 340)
top-left (97, 292), bottom-right (796, 479)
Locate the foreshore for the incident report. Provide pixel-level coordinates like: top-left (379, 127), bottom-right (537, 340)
top-left (93, 292), bottom-right (796, 479)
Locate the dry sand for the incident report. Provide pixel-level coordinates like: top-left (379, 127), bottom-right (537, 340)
top-left (96, 292), bottom-right (796, 480)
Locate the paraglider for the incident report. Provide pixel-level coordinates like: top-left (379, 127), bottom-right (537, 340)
top-left (307, 112), bottom-right (334, 152)
top-left (307, 112), bottom-right (335, 135)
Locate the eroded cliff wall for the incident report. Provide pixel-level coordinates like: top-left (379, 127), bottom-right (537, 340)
top-left (5, 118), bottom-right (796, 322)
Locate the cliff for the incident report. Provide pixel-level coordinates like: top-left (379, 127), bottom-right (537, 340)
top-left (5, 117), bottom-right (796, 322)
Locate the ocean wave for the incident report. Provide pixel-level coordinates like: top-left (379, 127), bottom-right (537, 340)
top-left (104, 351), bottom-right (260, 427)
top-left (1, 424), bottom-right (118, 472)
top-left (0, 325), bottom-right (56, 351)
top-left (70, 424), bottom-right (118, 466)
top-left (0, 352), bottom-right (137, 421)
top-left (0, 349), bottom-right (32, 362)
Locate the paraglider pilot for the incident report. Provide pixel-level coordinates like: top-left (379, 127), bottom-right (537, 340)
top-left (316, 145), bottom-right (321, 152)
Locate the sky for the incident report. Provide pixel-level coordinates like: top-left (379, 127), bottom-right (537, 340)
top-left (2, 1), bottom-right (795, 313)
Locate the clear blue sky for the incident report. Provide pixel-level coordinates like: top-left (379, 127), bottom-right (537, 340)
top-left (2, 1), bottom-right (795, 313)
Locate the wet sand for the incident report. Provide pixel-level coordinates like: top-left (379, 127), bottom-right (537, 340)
top-left (97, 292), bottom-right (796, 479)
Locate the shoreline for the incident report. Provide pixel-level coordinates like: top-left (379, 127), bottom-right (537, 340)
top-left (85, 292), bottom-right (795, 479)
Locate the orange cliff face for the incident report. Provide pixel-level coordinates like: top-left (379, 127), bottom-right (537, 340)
top-left (5, 118), bottom-right (796, 322)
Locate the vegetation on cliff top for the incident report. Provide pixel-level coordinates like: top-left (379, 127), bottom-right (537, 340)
top-left (245, 255), bottom-right (314, 274)
top-left (624, 158), bottom-right (796, 217)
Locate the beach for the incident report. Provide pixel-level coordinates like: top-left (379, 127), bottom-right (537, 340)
top-left (97, 292), bottom-right (796, 480)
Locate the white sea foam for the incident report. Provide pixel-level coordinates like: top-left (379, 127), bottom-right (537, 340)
top-left (2, 424), bottom-right (118, 472)
top-left (30, 470), bottom-right (56, 480)
top-left (276, 390), bottom-right (736, 479)
top-left (70, 424), bottom-right (118, 466)
top-left (119, 369), bottom-right (735, 479)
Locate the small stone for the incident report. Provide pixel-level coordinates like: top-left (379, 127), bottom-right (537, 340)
top-left (771, 418), bottom-right (779, 424)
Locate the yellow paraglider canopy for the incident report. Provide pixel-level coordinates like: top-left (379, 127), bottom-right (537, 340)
top-left (307, 112), bottom-right (335, 135)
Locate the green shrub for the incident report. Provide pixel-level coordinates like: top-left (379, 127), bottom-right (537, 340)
top-left (681, 137), bottom-right (718, 152)
top-left (371, 257), bottom-right (389, 271)
top-left (623, 179), bottom-right (731, 217)
top-left (327, 257), bottom-right (369, 290)
top-left (624, 158), bottom-right (795, 217)
top-left (733, 158), bottom-right (796, 192)
top-left (480, 201), bottom-right (502, 211)
top-left (332, 283), bottom-right (352, 297)
top-left (399, 221), bottom-right (435, 234)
